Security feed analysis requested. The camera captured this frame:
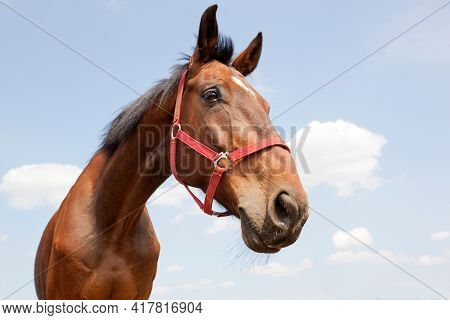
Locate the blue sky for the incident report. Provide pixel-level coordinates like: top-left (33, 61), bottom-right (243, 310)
top-left (0, 0), bottom-right (449, 299)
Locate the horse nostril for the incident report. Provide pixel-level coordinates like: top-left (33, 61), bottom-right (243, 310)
top-left (274, 192), bottom-right (299, 228)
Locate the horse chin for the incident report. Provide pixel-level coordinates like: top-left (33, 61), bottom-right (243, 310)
top-left (239, 210), bottom-right (280, 254)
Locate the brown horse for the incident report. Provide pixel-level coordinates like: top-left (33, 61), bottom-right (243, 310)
top-left (34, 5), bottom-right (309, 299)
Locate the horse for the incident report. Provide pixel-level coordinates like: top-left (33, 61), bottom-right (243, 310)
top-left (34, 4), bottom-right (309, 300)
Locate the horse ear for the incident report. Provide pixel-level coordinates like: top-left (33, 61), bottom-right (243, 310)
top-left (192, 5), bottom-right (219, 63)
top-left (232, 32), bottom-right (263, 76)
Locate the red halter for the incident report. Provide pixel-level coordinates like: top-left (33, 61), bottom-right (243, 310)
top-left (169, 68), bottom-right (291, 217)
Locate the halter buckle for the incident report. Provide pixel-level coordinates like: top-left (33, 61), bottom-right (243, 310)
top-left (213, 152), bottom-right (231, 169)
top-left (171, 123), bottom-right (181, 139)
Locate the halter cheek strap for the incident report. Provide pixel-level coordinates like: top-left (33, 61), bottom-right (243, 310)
top-left (169, 68), bottom-right (291, 217)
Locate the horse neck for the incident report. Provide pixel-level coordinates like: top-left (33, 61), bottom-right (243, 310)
top-left (93, 96), bottom-right (175, 232)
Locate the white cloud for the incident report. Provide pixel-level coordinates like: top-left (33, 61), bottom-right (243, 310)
top-left (152, 285), bottom-right (173, 296)
top-left (0, 163), bottom-right (82, 209)
top-left (328, 228), bottom-right (449, 266)
top-left (168, 205), bottom-right (200, 224)
top-left (203, 218), bottom-right (240, 235)
top-left (290, 120), bottom-right (386, 196)
top-left (171, 213), bottom-right (186, 223)
top-left (0, 234), bottom-right (10, 242)
top-left (166, 264), bottom-right (184, 273)
top-left (244, 258), bottom-right (313, 277)
top-left (332, 227), bottom-right (374, 249)
top-left (414, 255), bottom-right (447, 266)
top-left (220, 280), bottom-right (235, 288)
top-left (149, 184), bottom-right (189, 208)
top-left (326, 250), bottom-right (448, 266)
top-left (430, 231), bottom-right (450, 241)
top-left (326, 250), bottom-right (381, 264)
top-left (148, 180), bottom-right (221, 224)
top-left (179, 279), bottom-right (235, 291)
top-left (180, 279), bottom-right (215, 291)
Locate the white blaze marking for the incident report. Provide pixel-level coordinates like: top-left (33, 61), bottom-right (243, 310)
top-left (232, 76), bottom-right (257, 99)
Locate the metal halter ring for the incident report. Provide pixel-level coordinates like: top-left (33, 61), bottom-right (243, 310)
top-left (213, 152), bottom-right (231, 169)
top-left (171, 123), bottom-right (181, 139)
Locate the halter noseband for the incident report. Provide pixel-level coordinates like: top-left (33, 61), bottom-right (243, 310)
top-left (169, 68), bottom-right (291, 217)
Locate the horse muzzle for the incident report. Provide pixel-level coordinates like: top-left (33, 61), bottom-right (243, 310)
top-left (238, 189), bottom-right (309, 253)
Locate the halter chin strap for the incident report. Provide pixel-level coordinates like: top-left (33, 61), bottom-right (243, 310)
top-left (169, 68), bottom-right (291, 217)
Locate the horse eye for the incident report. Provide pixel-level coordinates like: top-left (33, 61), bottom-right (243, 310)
top-left (202, 88), bottom-right (219, 102)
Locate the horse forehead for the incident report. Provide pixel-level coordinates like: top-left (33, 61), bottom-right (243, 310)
top-left (230, 75), bottom-right (258, 99)
top-left (198, 61), bottom-right (230, 79)
top-left (197, 63), bottom-right (259, 99)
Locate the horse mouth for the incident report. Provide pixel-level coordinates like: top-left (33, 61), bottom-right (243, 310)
top-left (239, 209), bottom-right (280, 254)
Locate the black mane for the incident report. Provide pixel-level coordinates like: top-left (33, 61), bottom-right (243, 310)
top-left (210, 34), bottom-right (234, 65)
top-left (100, 35), bottom-right (234, 155)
